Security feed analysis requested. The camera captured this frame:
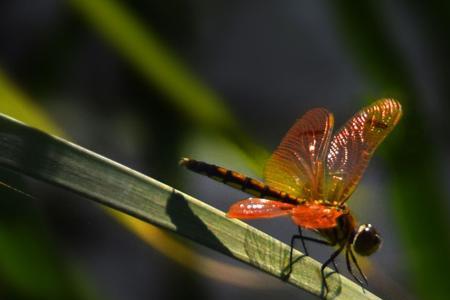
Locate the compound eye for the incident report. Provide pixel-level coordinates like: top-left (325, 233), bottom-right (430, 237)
top-left (352, 224), bottom-right (382, 256)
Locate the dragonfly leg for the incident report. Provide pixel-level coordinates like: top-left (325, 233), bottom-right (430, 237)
top-left (297, 227), bottom-right (309, 256)
top-left (332, 259), bottom-right (339, 274)
top-left (285, 230), bottom-right (303, 277)
top-left (321, 244), bottom-right (345, 294)
top-left (286, 227), bottom-right (331, 277)
top-left (347, 246), bottom-right (368, 286)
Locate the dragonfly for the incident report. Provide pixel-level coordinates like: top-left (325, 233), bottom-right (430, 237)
top-left (180, 99), bottom-right (402, 289)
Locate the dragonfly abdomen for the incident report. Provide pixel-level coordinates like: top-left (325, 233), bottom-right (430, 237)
top-left (179, 158), bottom-right (299, 205)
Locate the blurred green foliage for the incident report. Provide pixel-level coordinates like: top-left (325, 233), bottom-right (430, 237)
top-left (0, 172), bottom-right (96, 300)
top-left (0, 0), bottom-right (448, 299)
top-left (333, 2), bottom-right (450, 299)
top-left (70, 0), bottom-right (268, 175)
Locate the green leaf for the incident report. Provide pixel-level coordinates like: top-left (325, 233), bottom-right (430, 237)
top-left (0, 114), bottom-right (381, 300)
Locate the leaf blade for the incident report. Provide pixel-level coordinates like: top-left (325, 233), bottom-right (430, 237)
top-left (0, 113), bottom-right (381, 300)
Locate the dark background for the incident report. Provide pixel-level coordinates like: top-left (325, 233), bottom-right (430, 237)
top-left (0, 1), bottom-right (449, 300)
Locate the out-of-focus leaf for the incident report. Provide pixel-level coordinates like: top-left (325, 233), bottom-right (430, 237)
top-left (0, 69), bottom-right (64, 137)
top-left (0, 114), bottom-right (381, 300)
top-left (331, 2), bottom-right (450, 299)
top-left (70, 0), bottom-right (232, 129)
top-left (110, 209), bottom-right (279, 289)
top-left (69, 0), bottom-right (268, 172)
top-left (0, 172), bottom-right (95, 300)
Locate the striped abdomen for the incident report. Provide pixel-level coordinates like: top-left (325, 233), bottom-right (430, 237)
top-left (179, 158), bottom-right (300, 205)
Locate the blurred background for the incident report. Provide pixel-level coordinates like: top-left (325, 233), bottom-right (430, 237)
top-left (0, 1), bottom-right (449, 299)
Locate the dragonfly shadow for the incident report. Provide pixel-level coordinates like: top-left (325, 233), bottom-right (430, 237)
top-left (165, 190), bottom-right (233, 257)
top-left (242, 229), bottom-right (343, 299)
top-left (319, 270), bottom-right (343, 299)
top-left (242, 229), bottom-right (308, 279)
top-left (279, 254), bottom-right (305, 281)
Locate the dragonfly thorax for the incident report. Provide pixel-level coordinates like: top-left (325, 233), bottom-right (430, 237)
top-left (318, 213), bottom-right (355, 246)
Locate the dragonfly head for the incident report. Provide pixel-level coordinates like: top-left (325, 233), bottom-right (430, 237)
top-left (351, 224), bottom-right (382, 256)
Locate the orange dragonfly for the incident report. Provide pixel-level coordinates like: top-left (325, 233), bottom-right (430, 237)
top-left (180, 99), bottom-right (402, 288)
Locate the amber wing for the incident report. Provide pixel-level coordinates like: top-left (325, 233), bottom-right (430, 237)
top-left (264, 108), bottom-right (334, 200)
top-left (227, 198), bottom-right (345, 229)
top-left (326, 99), bottom-right (402, 203)
top-left (227, 198), bottom-right (295, 219)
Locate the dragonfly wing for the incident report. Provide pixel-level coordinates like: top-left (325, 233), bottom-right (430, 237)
top-left (227, 198), bottom-right (295, 219)
top-left (326, 99), bottom-right (402, 203)
top-left (291, 203), bottom-right (345, 229)
top-left (264, 108), bottom-right (334, 199)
